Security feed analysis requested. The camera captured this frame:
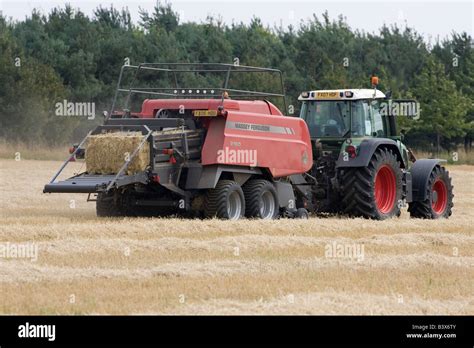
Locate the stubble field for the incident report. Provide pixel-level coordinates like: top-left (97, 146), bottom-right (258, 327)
top-left (0, 159), bottom-right (473, 314)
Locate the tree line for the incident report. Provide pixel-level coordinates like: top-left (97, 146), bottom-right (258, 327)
top-left (0, 2), bottom-right (472, 152)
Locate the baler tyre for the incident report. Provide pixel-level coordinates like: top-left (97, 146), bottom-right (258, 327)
top-left (295, 208), bottom-right (309, 219)
top-left (341, 147), bottom-right (402, 220)
top-left (408, 166), bottom-right (453, 219)
top-left (96, 191), bottom-right (124, 217)
top-left (204, 180), bottom-right (245, 220)
top-left (243, 179), bottom-right (279, 219)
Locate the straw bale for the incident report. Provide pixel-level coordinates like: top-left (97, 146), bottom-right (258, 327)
top-left (85, 132), bottom-right (150, 175)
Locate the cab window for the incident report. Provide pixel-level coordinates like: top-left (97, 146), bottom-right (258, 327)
top-left (371, 100), bottom-right (385, 137)
top-left (351, 100), bottom-right (371, 136)
top-left (300, 101), bottom-right (350, 137)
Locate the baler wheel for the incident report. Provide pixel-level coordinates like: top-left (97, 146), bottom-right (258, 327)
top-left (295, 208), bottom-right (309, 219)
top-left (341, 147), bottom-right (402, 220)
top-left (204, 180), bottom-right (245, 220)
top-left (96, 191), bottom-right (126, 217)
top-left (408, 166), bottom-right (453, 219)
top-left (243, 179), bottom-right (279, 219)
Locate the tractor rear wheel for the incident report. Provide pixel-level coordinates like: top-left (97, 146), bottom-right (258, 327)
top-left (408, 166), bottom-right (453, 219)
top-left (341, 148), bottom-right (403, 220)
top-left (204, 180), bottom-right (245, 220)
top-left (243, 179), bottom-right (279, 219)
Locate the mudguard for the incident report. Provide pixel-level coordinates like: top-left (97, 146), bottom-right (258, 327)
top-left (336, 138), bottom-right (406, 168)
top-left (185, 164), bottom-right (262, 189)
top-left (410, 159), bottom-right (443, 201)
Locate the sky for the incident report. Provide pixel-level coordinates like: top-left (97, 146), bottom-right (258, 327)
top-left (0, 0), bottom-right (472, 42)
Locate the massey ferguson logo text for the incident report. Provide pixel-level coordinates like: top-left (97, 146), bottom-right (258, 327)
top-left (18, 322), bottom-right (56, 341)
top-left (235, 122), bottom-right (270, 132)
top-left (226, 121), bottom-right (295, 135)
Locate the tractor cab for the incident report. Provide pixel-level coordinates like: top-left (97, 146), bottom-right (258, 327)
top-left (298, 88), bottom-right (392, 140)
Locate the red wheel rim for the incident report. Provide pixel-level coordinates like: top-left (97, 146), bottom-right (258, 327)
top-left (374, 165), bottom-right (396, 214)
top-left (432, 179), bottom-right (447, 214)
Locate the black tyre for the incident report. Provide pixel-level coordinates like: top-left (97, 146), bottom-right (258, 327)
top-left (204, 180), bottom-right (245, 220)
top-left (96, 191), bottom-right (125, 217)
top-left (242, 179), bottom-right (279, 219)
top-left (295, 208), bottom-right (309, 219)
top-left (341, 147), bottom-right (403, 220)
top-left (96, 190), bottom-right (137, 217)
top-left (408, 166), bottom-right (453, 219)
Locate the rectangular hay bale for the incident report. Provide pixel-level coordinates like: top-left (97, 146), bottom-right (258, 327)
top-left (85, 132), bottom-right (150, 175)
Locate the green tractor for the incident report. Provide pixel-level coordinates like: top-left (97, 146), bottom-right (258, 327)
top-left (292, 78), bottom-right (454, 220)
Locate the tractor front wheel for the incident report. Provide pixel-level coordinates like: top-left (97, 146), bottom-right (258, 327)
top-left (341, 148), bottom-right (403, 220)
top-left (408, 166), bottom-right (453, 219)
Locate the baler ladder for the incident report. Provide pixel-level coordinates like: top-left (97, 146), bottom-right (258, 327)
top-left (47, 130), bottom-right (92, 186)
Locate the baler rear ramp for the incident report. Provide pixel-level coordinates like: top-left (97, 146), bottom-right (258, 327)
top-left (43, 172), bottom-right (149, 193)
top-left (44, 174), bottom-right (115, 193)
top-left (44, 124), bottom-right (153, 194)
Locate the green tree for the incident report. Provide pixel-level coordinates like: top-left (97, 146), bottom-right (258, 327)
top-left (433, 33), bottom-right (474, 150)
top-left (0, 15), bottom-right (72, 145)
top-left (139, 1), bottom-right (179, 32)
top-left (407, 56), bottom-right (470, 154)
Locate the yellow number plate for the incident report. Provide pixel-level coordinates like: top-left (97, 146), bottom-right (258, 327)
top-left (194, 110), bottom-right (218, 117)
top-left (316, 91), bottom-right (339, 99)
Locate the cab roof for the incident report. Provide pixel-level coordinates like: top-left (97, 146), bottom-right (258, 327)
top-left (298, 89), bottom-right (386, 101)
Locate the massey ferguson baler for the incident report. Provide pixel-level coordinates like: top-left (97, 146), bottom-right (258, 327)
top-left (44, 63), bottom-right (312, 219)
